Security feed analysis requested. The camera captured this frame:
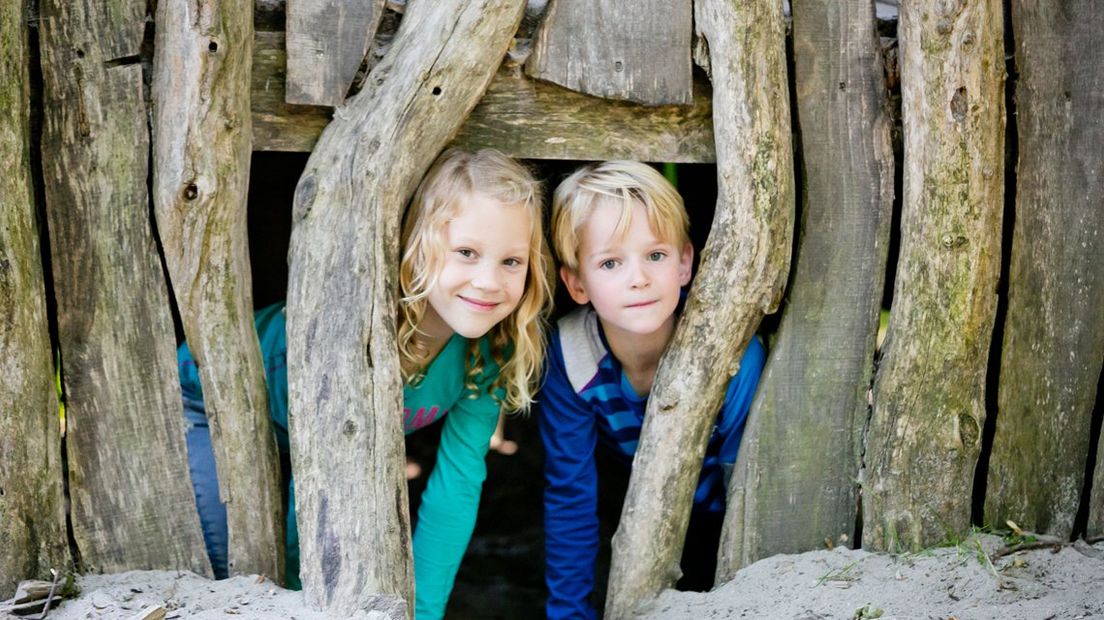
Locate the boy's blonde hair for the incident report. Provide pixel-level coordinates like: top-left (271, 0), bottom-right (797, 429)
top-left (398, 148), bottom-right (553, 412)
top-left (551, 161), bottom-right (690, 271)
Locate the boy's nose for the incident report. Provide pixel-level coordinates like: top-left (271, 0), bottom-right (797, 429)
top-left (628, 261), bottom-right (650, 288)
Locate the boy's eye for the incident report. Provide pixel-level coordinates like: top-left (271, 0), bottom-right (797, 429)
top-left (599, 259), bottom-right (618, 270)
top-left (648, 251), bottom-right (667, 262)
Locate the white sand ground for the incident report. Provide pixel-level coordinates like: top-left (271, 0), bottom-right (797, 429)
top-left (19, 535), bottom-right (1104, 619)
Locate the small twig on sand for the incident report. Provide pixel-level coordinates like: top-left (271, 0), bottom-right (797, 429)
top-left (992, 539), bottom-right (1065, 559)
top-left (37, 569), bottom-right (61, 620)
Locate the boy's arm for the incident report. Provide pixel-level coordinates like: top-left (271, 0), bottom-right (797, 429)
top-left (716, 336), bottom-right (767, 467)
top-left (538, 340), bottom-right (600, 620)
top-left (412, 392), bottom-right (499, 620)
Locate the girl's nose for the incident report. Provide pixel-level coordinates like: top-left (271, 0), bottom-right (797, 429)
top-left (471, 263), bottom-right (502, 291)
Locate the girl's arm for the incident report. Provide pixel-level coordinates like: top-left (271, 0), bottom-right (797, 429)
top-left (412, 391), bottom-right (499, 620)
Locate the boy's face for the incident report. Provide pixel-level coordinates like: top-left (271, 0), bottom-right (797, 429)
top-left (561, 201), bottom-right (692, 342)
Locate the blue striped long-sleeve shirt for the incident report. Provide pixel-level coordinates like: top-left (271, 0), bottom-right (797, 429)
top-left (537, 306), bottom-right (765, 620)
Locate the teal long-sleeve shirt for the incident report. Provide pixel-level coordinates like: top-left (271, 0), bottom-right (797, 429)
top-left (179, 303), bottom-right (502, 620)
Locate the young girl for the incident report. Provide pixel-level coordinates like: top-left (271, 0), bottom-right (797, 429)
top-left (179, 148), bottom-right (552, 619)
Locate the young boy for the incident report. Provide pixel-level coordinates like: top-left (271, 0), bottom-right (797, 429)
top-left (538, 161), bottom-right (765, 620)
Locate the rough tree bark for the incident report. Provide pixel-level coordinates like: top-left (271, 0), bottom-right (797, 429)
top-left (37, 0), bottom-right (210, 574)
top-left (603, 1), bottom-right (794, 616)
top-left (285, 0), bottom-right (524, 616)
top-left (720, 0), bottom-right (893, 574)
top-left (864, 0), bottom-right (1005, 551)
top-left (984, 1), bottom-right (1104, 539)
top-left (152, 0), bottom-right (284, 580)
top-left (0, 0), bottom-right (69, 597)
top-left (285, 0), bottom-right (385, 106)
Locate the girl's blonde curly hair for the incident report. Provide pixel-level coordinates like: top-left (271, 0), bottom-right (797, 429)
top-left (398, 148), bottom-right (553, 412)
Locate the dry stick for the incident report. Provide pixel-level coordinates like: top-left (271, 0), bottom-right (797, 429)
top-left (36, 569), bottom-right (60, 620)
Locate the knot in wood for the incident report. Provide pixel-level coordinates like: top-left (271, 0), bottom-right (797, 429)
top-left (941, 233), bottom-right (968, 249)
top-left (342, 420), bottom-right (357, 437)
top-left (183, 183), bottom-right (199, 201)
top-left (950, 87), bottom-right (968, 123)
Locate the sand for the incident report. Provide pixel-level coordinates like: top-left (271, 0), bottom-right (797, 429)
top-left (17, 534), bottom-right (1102, 619)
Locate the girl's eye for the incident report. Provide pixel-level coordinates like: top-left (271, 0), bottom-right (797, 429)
top-left (599, 259), bottom-right (618, 270)
top-left (648, 251), bottom-right (667, 262)
top-left (503, 257), bottom-right (524, 268)
top-left (456, 248), bottom-right (475, 258)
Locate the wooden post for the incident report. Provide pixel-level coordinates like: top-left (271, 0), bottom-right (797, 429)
top-left (864, 0), bottom-right (1005, 551)
top-left (718, 0), bottom-right (894, 576)
top-left (603, 0), bottom-right (794, 616)
top-left (0, 0), bottom-right (69, 597)
top-left (37, 0), bottom-right (211, 574)
top-left (525, 0), bottom-right (692, 105)
top-left (151, 0), bottom-right (284, 580)
top-left (285, 0), bottom-right (524, 615)
top-left (285, 0), bottom-right (385, 106)
top-left (985, 0), bottom-right (1104, 539)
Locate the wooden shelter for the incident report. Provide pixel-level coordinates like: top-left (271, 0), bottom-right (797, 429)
top-left (1, 0), bottom-right (1101, 618)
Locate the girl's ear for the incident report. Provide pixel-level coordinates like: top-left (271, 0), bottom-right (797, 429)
top-left (678, 243), bottom-right (694, 286)
top-left (560, 265), bottom-right (590, 305)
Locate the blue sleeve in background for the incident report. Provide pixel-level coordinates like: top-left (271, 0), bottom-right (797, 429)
top-left (539, 335), bottom-right (601, 620)
top-left (716, 336), bottom-right (767, 466)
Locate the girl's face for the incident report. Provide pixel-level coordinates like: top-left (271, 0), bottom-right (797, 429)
top-left (419, 192), bottom-right (532, 347)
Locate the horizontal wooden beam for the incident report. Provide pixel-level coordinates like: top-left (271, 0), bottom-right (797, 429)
top-left (252, 31), bottom-right (716, 162)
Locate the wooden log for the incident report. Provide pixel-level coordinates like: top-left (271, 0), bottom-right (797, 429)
top-left (285, 0), bottom-right (524, 615)
top-left (37, 0), bottom-right (211, 574)
top-left (0, 0), bottom-right (70, 598)
top-left (985, 1), bottom-right (1104, 539)
top-left (152, 0), bottom-right (284, 580)
top-left (285, 0), bottom-right (385, 106)
top-left (863, 0), bottom-right (1005, 551)
top-left (603, 0), bottom-right (794, 616)
top-left (719, 0), bottom-right (894, 575)
top-left (525, 0), bottom-right (692, 105)
top-left (251, 30), bottom-right (716, 160)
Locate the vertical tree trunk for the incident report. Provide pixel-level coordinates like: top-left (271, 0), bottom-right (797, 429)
top-left (719, 0), bottom-right (893, 575)
top-left (982, 1), bottom-right (1104, 540)
top-left (37, 0), bottom-right (210, 574)
top-left (603, 1), bottom-right (794, 616)
top-left (285, 1), bottom-right (524, 615)
top-left (0, 0), bottom-right (69, 597)
top-left (151, 0), bottom-right (284, 580)
top-left (864, 0), bottom-right (1005, 551)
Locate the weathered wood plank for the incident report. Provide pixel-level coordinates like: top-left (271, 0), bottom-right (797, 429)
top-left (863, 0), bottom-right (1004, 551)
top-left (0, 0), bottom-right (69, 597)
top-left (285, 0), bottom-right (524, 615)
top-left (721, 0), bottom-right (893, 573)
top-left (603, 0), bottom-right (794, 616)
top-left (152, 0), bottom-right (284, 580)
top-left (37, 0), bottom-right (210, 574)
top-left (285, 0), bottom-right (385, 106)
top-left (985, 1), bottom-right (1104, 539)
top-left (526, 0), bottom-right (692, 105)
top-left (251, 30), bottom-right (715, 160)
